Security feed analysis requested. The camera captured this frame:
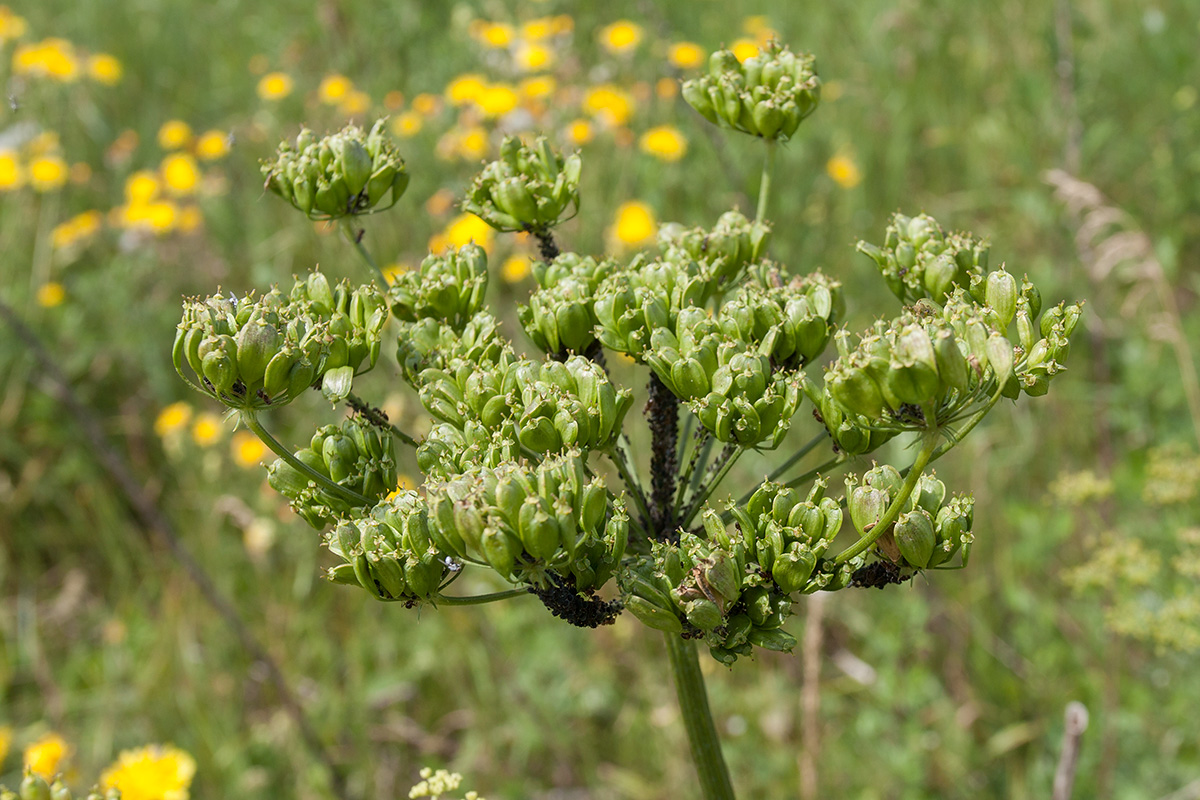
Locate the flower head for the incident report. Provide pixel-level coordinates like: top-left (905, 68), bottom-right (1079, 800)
top-left (826, 154), bottom-right (862, 189)
top-left (599, 20), bottom-right (642, 54)
top-left (257, 72), bottom-right (293, 100)
top-left (232, 431), bottom-right (268, 468)
top-left (24, 732), bottom-right (70, 779)
top-left (668, 42), bottom-right (705, 69)
top-left (157, 120), bottom-right (193, 150)
top-left (195, 130), bottom-right (231, 161)
top-left (100, 744), bottom-right (196, 800)
top-left (318, 73), bottom-right (353, 104)
top-left (29, 155), bottom-right (68, 192)
top-left (639, 125), bottom-right (687, 162)
top-left (610, 201), bottom-right (656, 248)
top-left (155, 402), bottom-right (193, 437)
top-left (87, 53), bottom-right (123, 85)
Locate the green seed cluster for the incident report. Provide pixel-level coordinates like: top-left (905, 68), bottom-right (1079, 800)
top-left (326, 489), bottom-right (450, 602)
top-left (268, 416), bottom-right (396, 529)
top-left (428, 450), bottom-right (629, 589)
top-left (1, 774), bottom-right (119, 800)
top-left (622, 480), bottom-right (850, 664)
top-left (261, 120), bottom-right (409, 220)
top-left (845, 465), bottom-right (974, 570)
top-left (390, 244), bottom-right (489, 331)
top-left (657, 209), bottom-right (772, 287)
top-left (682, 42), bottom-right (820, 140)
top-left (519, 254), bottom-right (618, 357)
top-left (856, 213), bottom-right (991, 305)
top-left (461, 135), bottom-right (581, 233)
top-left (173, 272), bottom-right (386, 410)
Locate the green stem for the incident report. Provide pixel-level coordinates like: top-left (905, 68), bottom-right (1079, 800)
top-left (755, 140), bottom-right (777, 226)
top-left (434, 589), bottom-right (529, 606)
top-left (665, 634), bottom-right (737, 800)
top-left (339, 219), bottom-right (389, 286)
top-left (834, 431), bottom-right (940, 565)
top-left (782, 455), bottom-right (847, 492)
top-left (607, 444), bottom-right (654, 532)
top-left (673, 428), bottom-right (712, 522)
top-left (681, 446), bottom-right (745, 530)
top-left (240, 411), bottom-right (371, 508)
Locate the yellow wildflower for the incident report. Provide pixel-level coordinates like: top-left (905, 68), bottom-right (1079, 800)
top-left (192, 412), bottom-right (223, 447)
top-left (599, 20), bottom-right (642, 54)
top-left (610, 201), bottom-right (656, 248)
top-left (125, 170), bottom-right (161, 203)
top-left (0, 7), bottom-right (27, 42)
top-left (476, 84), bottom-right (519, 117)
top-left (458, 127), bottom-right (489, 160)
top-left (446, 73), bottom-right (488, 106)
top-left (195, 130), bottom-right (230, 161)
top-left (516, 43), bottom-right (554, 72)
top-left (519, 75), bottom-right (556, 101)
top-left (384, 90), bottom-right (405, 110)
top-left (100, 744), bottom-right (196, 800)
top-left (13, 38), bottom-right (79, 81)
top-left (339, 89), bottom-right (371, 116)
top-left (582, 85), bottom-right (634, 126)
top-left (472, 21), bottom-right (514, 49)
top-left (232, 431), bottom-right (268, 468)
top-left (826, 154), bottom-right (862, 189)
top-left (37, 283), bottom-right (65, 307)
top-left (412, 93), bottom-right (440, 116)
top-left (668, 42), bottom-right (705, 70)
top-left (438, 213), bottom-right (494, 253)
top-left (157, 120), bottom-right (192, 150)
top-left (391, 111), bottom-right (422, 138)
top-left (154, 402), bottom-right (193, 437)
top-left (50, 210), bottom-right (102, 250)
top-left (639, 125), bottom-right (687, 162)
top-left (522, 17), bottom-right (554, 41)
top-left (0, 150), bottom-right (23, 191)
top-left (161, 153), bottom-right (200, 195)
top-left (318, 73), bottom-right (353, 104)
top-left (731, 39), bottom-right (759, 62)
top-left (87, 53), bottom-right (123, 85)
top-left (24, 732), bottom-right (70, 779)
top-left (502, 255), bottom-right (532, 283)
top-left (256, 72), bottom-right (293, 101)
top-left (381, 263), bottom-right (410, 285)
top-left (0, 724), bottom-right (11, 764)
top-left (565, 119), bottom-right (594, 146)
top-left (29, 155), bottom-right (68, 192)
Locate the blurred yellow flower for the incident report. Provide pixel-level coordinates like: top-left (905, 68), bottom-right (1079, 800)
top-left (551, 14), bottom-right (574, 35)
top-left (0, 7), bottom-right (27, 42)
top-left (232, 431), bottom-right (268, 468)
top-left (519, 75), bottom-right (556, 101)
top-left (458, 127), bottom-right (489, 160)
top-left (391, 111), bottom-right (422, 138)
top-left (100, 744), bottom-right (196, 800)
top-left (339, 89), bottom-right (371, 115)
top-left (36, 282), bottom-right (65, 307)
top-left (656, 77), bottom-right (678, 99)
top-left (412, 93), bottom-right (440, 116)
top-left (477, 84), bottom-right (519, 117)
top-left (501, 255), bottom-right (532, 283)
top-left (154, 402), bottom-right (193, 437)
top-left (24, 732), bottom-right (70, 779)
top-left (516, 43), bottom-right (554, 72)
top-left (668, 42), bottom-right (705, 70)
top-left (473, 21), bottom-right (514, 49)
top-left (13, 38), bottom-right (79, 81)
top-left (0, 150), bottom-right (23, 191)
top-left (425, 187), bottom-right (455, 216)
top-left (611, 201), bottom-right (656, 247)
top-left (257, 72), bottom-right (293, 100)
top-left (437, 213), bottom-right (494, 253)
top-left (318, 73), bottom-right (352, 104)
top-left (384, 90), bottom-right (405, 110)
top-left (87, 53), bottom-right (123, 85)
top-left (381, 263), bottom-right (410, 285)
top-left (583, 85), bottom-right (634, 126)
top-left (195, 130), bottom-right (231, 161)
top-left (0, 724), bottom-right (11, 764)
top-left (731, 39), bottom-right (759, 62)
top-left (29, 155), bottom-right (68, 192)
top-left (639, 125), bottom-right (688, 162)
top-left (565, 119), bottom-right (594, 146)
top-left (522, 17), bottom-right (554, 41)
top-left (599, 20), bottom-right (642, 54)
top-left (446, 73), bottom-right (487, 106)
top-left (161, 153), bottom-right (200, 195)
top-left (125, 170), bottom-right (161, 203)
top-left (50, 210), bottom-right (102, 250)
top-left (826, 154), bottom-right (862, 189)
top-left (192, 413), bottom-right (223, 447)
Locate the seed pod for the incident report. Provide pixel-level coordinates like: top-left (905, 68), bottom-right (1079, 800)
top-left (772, 544), bottom-right (817, 593)
top-left (894, 508), bottom-right (936, 568)
top-left (985, 268), bottom-right (1018, 328)
top-left (684, 598), bottom-right (724, 631)
top-left (480, 528), bottom-right (518, 579)
top-left (625, 596), bottom-right (684, 633)
top-left (20, 773), bottom-right (52, 800)
top-left (747, 627), bottom-right (797, 652)
top-left (849, 485), bottom-right (889, 535)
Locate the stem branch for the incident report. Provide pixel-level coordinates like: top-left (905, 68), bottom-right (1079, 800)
top-left (340, 218), bottom-right (389, 285)
top-left (434, 589), bottom-right (530, 606)
top-left (240, 411), bottom-right (371, 508)
top-left (756, 140), bottom-right (777, 225)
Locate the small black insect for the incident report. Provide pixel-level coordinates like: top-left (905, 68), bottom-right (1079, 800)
top-left (850, 559), bottom-right (912, 590)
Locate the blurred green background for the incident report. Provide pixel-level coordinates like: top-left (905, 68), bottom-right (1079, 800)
top-left (2, 0), bottom-right (1198, 797)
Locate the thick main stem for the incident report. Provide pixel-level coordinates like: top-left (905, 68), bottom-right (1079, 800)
top-left (666, 634), bottom-right (737, 800)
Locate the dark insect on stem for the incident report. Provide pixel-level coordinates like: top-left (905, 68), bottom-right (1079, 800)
top-left (531, 573), bottom-right (621, 628)
top-left (849, 559), bottom-right (913, 589)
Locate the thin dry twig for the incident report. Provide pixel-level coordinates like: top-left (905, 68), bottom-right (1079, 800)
top-left (1052, 701), bottom-right (1089, 800)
